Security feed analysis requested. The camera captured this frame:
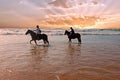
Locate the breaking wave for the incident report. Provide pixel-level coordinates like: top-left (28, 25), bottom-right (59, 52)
top-left (0, 28), bottom-right (120, 35)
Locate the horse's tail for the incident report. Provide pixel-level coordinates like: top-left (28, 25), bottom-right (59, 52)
top-left (43, 34), bottom-right (49, 44)
top-left (46, 35), bottom-right (49, 44)
top-left (77, 33), bottom-right (81, 43)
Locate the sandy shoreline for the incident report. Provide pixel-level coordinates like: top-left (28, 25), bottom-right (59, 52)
top-left (0, 35), bottom-right (120, 80)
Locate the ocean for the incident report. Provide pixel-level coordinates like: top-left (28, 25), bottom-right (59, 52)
top-left (0, 28), bottom-right (120, 80)
top-left (0, 28), bottom-right (120, 35)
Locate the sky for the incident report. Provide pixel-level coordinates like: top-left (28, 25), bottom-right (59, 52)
top-left (0, 0), bottom-right (120, 29)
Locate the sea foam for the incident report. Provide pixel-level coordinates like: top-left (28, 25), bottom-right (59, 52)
top-left (0, 28), bottom-right (120, 35)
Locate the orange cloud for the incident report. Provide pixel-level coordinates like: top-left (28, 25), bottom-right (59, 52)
top-left (39, 16), bottom-right (102, 28)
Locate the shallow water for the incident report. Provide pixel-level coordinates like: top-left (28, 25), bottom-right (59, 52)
top-left (0, 34), bottom-right (120, 80)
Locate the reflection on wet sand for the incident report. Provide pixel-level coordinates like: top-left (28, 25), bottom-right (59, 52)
top-left (65, 43), bottom-right (81, 64)
top-left (26, 45), bottom-right (49, 71)
top-left (30, 44), bottom-right (48, 55)
top-left (66, 43), bottom-right (81, 55)
top-left (26, 43), bottom-right (82, 77)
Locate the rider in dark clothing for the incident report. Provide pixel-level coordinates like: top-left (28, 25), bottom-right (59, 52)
top-left (69, 27), bottom-right (75, 37)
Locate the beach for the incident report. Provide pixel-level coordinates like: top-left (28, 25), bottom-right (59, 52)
top-left (0, 28), bottom-right (120, 80)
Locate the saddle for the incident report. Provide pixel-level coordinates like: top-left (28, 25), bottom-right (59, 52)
top-left (70, 33), bottom-right (77, 39)
top-left (36, 34), bottom-right (42, 40)
top-left (69, 33), bottom-right (74, 38)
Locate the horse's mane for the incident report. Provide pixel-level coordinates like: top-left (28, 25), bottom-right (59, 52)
top-left (66, 30), bottom-right (68, 31)
top-left (66, 30), bottom-right (70, 33)
top-left (29, 29), bottom-right (34, 32)
top-left (28, 29), bottom-right (33, 32)
top-left (28, 29), bottom-right (36, 34)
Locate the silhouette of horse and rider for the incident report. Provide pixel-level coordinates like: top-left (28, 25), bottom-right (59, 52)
top-left (64, 27), bottom-right (81, 43)
top-left (25, 25), bottom-right (81, 45)
top-left (25, 25), bottom-right (49, 45)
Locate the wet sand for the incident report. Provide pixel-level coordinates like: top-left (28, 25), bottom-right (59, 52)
top-left (0, 35), bottom-right (120, 80)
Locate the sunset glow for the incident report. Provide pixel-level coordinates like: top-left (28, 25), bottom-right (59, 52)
top-left (0, 0), bottom-right (120, 29)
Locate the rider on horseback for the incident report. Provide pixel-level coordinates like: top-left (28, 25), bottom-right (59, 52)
top-left (34, 25), bottom-right (41, 39)
top-left (69, 27), bottom-right (75, 37)
top-left (36, 25), bottom-right (41, 35)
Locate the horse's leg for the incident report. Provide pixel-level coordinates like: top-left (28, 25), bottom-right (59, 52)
top-left (44, 40), bottom-right (49, 45)
top-left (46, 40), bottom-right (49, 44)
top-left (78, 37), bottom-right (81, 44)
top-left (44, 41), bottom-right (46, 44)
top-left (34, 40), bottom-right (38, 45)
top-left (45, 38), bottom-right (49, 44)
top-left (30, 40), bottom-right (33, 44)
top-left (44, 35), bottom-right (49, 45)
top-left (69, 38), bottom-right (71, 42)
top-left (43, 40), bottom-right (46, 44)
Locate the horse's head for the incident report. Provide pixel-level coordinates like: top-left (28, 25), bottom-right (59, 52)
top-left (64, 30), bottom-right (69, 35)
top-left (25, 29), bottom-right (31, 35)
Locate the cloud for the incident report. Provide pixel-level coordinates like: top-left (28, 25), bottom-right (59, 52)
top-left (0, 0), bottom-right (120, 29)
top-left (76, 0), bottom-right (105, 7)
top-left (41, 16), bottom-right (102, 28)
top-left (48, 0), bottom-right (70, 8)
top-left (17, 0), bottom-right (53, 19)
top-left (48, 0), bottom-right (105, 9)
top-left (91, 1), bottom-right (98, 5)
top-left (12, 0), bottom-right (106, 26)
top-left (20, 0), bottom-right (51, 7)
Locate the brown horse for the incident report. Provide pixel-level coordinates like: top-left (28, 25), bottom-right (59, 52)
top-left (64, 30), bottom-right (81, 43)
top-left (25, 30), bottom-right (49, 45)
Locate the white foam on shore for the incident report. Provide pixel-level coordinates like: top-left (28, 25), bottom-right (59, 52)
top-left (0, 28), bottom-right (120, 35)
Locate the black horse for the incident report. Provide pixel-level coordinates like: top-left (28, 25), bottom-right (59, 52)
top-left (64, 30), bottom-right (81, 43)
top-left (25, 30), bottom-right (49, 45)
